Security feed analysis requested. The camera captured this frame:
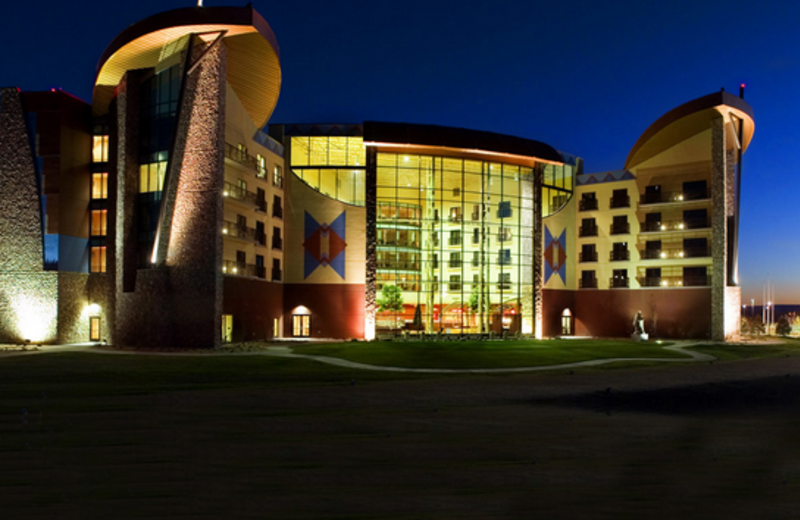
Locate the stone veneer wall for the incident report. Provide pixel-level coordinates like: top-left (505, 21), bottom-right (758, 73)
top-left (533, 163), bottom-right (544, 339)
top-left (710, 115), bottom-right (727, 341)
top-left (364, 146), bottom-right (378, 339)
top-left (0, 88), bottom-right (60, 343)
top-left (162, 38), bottom-right (226, 348)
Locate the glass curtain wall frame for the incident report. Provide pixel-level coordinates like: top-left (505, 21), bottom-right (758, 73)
top-left (289, 136), bottom-right (366, 206)
top-left (375, 152), bottom-right (535, 335)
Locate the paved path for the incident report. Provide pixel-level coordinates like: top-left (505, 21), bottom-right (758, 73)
top-left (256, 342), bottom-right (716, 374)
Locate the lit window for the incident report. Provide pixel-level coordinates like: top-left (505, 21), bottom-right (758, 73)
top-left (139, 162), bottom-right (167, 193)
top-left (498, 227), bottom-right (512, 242)
top-left (273, 165), bottom-right (283, 188)
top-left (93, 135), bottom-right (109, 163)
top-left (90, 246), bottom-right (107, 273)
top-left (89, 317), bottom-right (101, 341)
top-left (92, 173), bottom-right (108, 199)
top-left (91, 210), bottom-right (107, 236)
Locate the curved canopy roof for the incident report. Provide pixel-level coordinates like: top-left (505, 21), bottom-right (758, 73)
top-left (625, 91), bottom-right (755, 170)
top-left (93, 6), bottom-right (281, 127)
top-left (364, 121), bottom-right (564, 164)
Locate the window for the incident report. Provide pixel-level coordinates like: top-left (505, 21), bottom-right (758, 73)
top-left (580, 218), bottom-right (597, 237)
top-left (449, 252), bottom-right (462, 269)
top-left (472, 251), bottom-right (480, 267)
top-left (611, 242), bottom-right (628, 261)
top-left (497, 272), bottom-right (511, 290)
top-left (273, 227), bottom-right (283, 250)
top-left (611, 269), bottom-right (628, 288)
top-left (684, 237), bottom-right (708, 257)
top-left (92, 173), bottom-right (108, 199)
top-left (92, 135), bottom-right (108, 163)
top-left (273, 195), bottom-right (283, 218)
top-left (255, 254), bottom-right (265, 279)
top-left (256, 154), bottom-right (267, 178)
top-left (579, 192), bottom-right (597, 211)
top-left (472, 228), bottom-right (480, 245)
top-left (643, 267), bottom-right (661, 287)
top-left (683, 180), bottom-right (707, 201)
top-left (90, 246), bottom-right (106, 273)
top-left (684, 266), bottom-right (708, 286)
top-left (139, 161), bottom-right (167, 193)
top-left (449, 275), bottom-right (461, 291)
top-left (497, 201), bottom-right (512, 219)
top-left (611, 215), bottom-right (629, 235)
top-left (498, 249), bottom-right (511, 265)
top-left (272, 258), bottom-right (282, 281)
top-left (449, 230), bottom-right (462, 246)
top-left (610, 189), bottom-right (629, 208)
top-left (91, 210), bottom-right (107, 236)
top-left (644, 240), bottom-right (661, 259)
top-left (471, 204), bottom-right (481, 221)
top-left (273, 165), bottom-right (283, 188)
top-left (684, 209), bottom-right (708, 229)
top-left (497, 227), bottom-right (512, 242)
top-left (237, 179), bottom-right (247, 192)
top-left (644, 185), bottom-right (661, 204)
top-left (580, 270), bottom-right (596, 289)
top-left (644, 212), bottom-right (662, 232)
top-left (580, 244), bottom-right (597, 262)
top-left (452, 187), bottom-right (461, 197)
top-left (292, 314), bottom-right (311, 337)
top-left (432, 253), bottom-right (439, 269)
top-left (449, 206), bottom-right (462, 223)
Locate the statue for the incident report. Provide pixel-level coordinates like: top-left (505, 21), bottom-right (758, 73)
top-left (631, 310), bottom-right (648, 341)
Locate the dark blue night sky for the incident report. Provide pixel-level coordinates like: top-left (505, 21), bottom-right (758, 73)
top-left (2, 0), bottom-right (798, 303)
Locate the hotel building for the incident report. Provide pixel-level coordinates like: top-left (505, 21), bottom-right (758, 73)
top-left (0, 6), bottom-right (753, 346)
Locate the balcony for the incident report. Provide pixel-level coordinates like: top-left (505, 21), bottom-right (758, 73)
top-left (272, 236), bottom-right (283, 250)
top-left (222, 220), bottom-right (257, 243)
top-left (579, 278), bottom-right (598, 289)
top-left (579, 199), bottom-right (598, 211)
top-left (639, 276), bottom-right (662, 287)
top-left (639, 276), bottom-right (707, 288)
top-left (579, 251), bottom-right (598, 262)
top-left (640, 220), bottom-right (708, 233)
top-left (609, 195), bottom-right (630, 209)
top-left (225, 143), bottom-right (266, 178)
top-left (610, 222), bottom-right (630, 235)
top-left (223, 181), bottom-right (265, 211)
top-left (376, 262), bottom-right (420, 271)
top-left (640, 248), bottom-right (710, 260)
top-left (579, 225), bottom-right (598, 237)
top-left (222, 260), bottom-right (266, 279)
top-left (640, 190), bottom-right (708, 205)
top-left (610, 250), bottom-right (630, 261)
top-left (271, 268), bottom-right (282, 282)
top-left (684, 275), bottom-right (709, 287)
top-left (609, 277), bottom-right (629, 288)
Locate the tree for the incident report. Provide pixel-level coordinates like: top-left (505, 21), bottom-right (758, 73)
top-left (377, 284), bottom-right (404, 313)
top-left (742, 315), bottom-right (766, 336)
top-left (776, 315), bottom-right (792, 337)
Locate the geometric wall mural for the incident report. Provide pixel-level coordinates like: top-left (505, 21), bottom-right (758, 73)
top-left (303, 211), bottom-right (347, 279)
top-left (544, 226), bottom-right (567, 285)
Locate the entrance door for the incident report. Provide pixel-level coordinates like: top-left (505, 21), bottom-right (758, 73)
top-left (90, 316), bottom-right (101, 342)
top-left (561, 309), bottom-right (573, 336)
top-left (221, 314), bottom-right (233, 343)
top-left (292, 315), bottom-right (311, 337)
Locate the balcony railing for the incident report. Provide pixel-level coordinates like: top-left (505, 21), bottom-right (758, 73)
top-left (640, 190), bottom-right (709, 205)
top-left (609, 277), bottom-right (629, 288)
top-left (641, 248), bottom-right (710, 260)
top-left (579, 251), bottom-right (598, 262)
top-left (639, 276), bottom-right (708, 287)
top-left (579, 225), bottom-right (598, 237)
top-left (579, 278), bottom-right (598, 289)
top-left (639, 276), bottom-right (662, 287)
top-left (272, 236), bottom-right (283, 250)
top-left (376, 262), bottom-right (420, 270)
top-left (610, 222), bottom-right (630, 235)
top-left (609, 195), bottom-right (630, 208)
top-left (684, 275), bottom-right (709, 287)
top-left (610, 250), bottom-right (630, 261)
top-left (223, 181), bottom-right (265, 210)
top-left (225, 143), bottom-right (262, 176)
top-left (222, 260), bottom-right (266, 279)
top-left (579, 198), bottom-right (598, 211)
top-left (272, 205), bottom-right (283, 219)
top-left (640, 219), bottom-right (709, 232)
top-left (222, 221), bottom-right (256, 242)
top-left (271, 268), bottom-right (282, 282)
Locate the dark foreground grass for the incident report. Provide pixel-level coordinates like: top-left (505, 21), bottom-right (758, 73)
top-left (4, 346), bottom-right (800, 519)
top-left (294, 338), bottom-right (688, 369)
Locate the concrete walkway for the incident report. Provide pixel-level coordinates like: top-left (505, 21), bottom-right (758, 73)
top-left (256, 342), bottom-right (716, 374)
top-left (0, 341), bottom-right (717, 374)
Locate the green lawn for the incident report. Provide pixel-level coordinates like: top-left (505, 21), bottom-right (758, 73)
top-left (292, 338), bottom-right (690, 369)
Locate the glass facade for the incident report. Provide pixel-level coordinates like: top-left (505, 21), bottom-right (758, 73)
top-left (290, 136), bottom-right (366, 206)
top-left (374, 153), bottom-right (536, 334)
